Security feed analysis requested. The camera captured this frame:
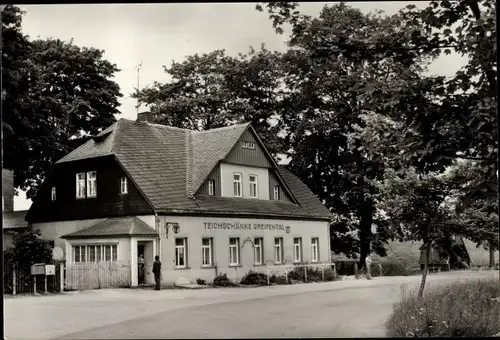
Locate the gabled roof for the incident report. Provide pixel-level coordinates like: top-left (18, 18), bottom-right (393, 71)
top-left (54, 119), bottom-right (332, 220)
top-left (61, 217), bottom-right (158, 239)
top-left (3, 210), bottom-right (29, 230)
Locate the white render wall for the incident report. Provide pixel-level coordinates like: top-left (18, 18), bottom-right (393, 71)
top-left (156, 215), bottom-right (330, 285)
top-left (220, 163), bottom-right (270, 200)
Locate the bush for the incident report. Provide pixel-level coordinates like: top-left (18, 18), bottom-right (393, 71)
top-left (240, 271), bottom-right (268, 286)
top-left (386, 278), bottom-right (500, 337)
top-left (270, 273), bottom-right (288, 285)
top-left (212, 273), bottom-right (236, 287)
top-left (196, 278), bottom-right (206, 285)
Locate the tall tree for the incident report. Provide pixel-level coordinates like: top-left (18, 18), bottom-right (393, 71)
top-left (2, 5), bottom-right (123, 199)
top-left (133, 47), bottom-right (286, 156)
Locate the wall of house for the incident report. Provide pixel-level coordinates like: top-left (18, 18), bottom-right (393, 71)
top-left (196, 163), bottom-right (222, 196)
top-left (32, 218), bottom-right (108, 256)
top-left (220, 163), bottom-right (270, 200)
top-left (156, 215), bottom-right (330, 285)
top-left (224, 129), bottom-right (273, 168)
top-left (64, 237), bottom-right (131, 264)
top-left (26, 156), bottom-right (153, 223)
top-left (2, 169), bottom-right (14, 212)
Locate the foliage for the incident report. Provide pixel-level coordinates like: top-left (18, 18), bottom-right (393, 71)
top-left (386, 278), bottom-right (500, 337)
top-left (212, 273), bottom-right (236, 287)
top-left (196, 278), bottom-right (206, 285)
top-left (5, 227), bottom-right (53, 266)
top-left (240, 270), bottom-right (268, 286)
top-left (2, 5), bottom-right (123, 199)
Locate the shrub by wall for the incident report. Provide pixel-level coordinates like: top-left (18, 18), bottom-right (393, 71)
top-left (386, 278), bottom-right (500, 337)
top-left (212, 273), bottom-right (236, 287)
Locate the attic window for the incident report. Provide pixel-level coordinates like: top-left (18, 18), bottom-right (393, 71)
top-left (241, 141), bottom-right (255, 150)
top-left (92, 130), bottom-right (112, 143)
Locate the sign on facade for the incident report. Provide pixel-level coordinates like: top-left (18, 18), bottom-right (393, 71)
top-left (203, 222), bottom-right (291, 233)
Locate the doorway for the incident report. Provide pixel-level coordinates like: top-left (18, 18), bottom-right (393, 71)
top-left (137, 241), bottom-right (154, 284)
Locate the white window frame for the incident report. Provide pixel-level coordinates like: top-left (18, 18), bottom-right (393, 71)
top-left (274, 237), bottom-right (283, 264)
top-left (76, 173), bottom-right (86, 199)
top-left (73, 244), bottom-right (117, 263)
top-left (233, 173), bottom-right (242, 197)
top-left (229, 237), bottom-right (240, 266)
top-left (175, 238), bottom-right (188, 268)
top-left (249, 175), bottom-right (258, 198)
top-left (201, 237), bottom-right (213, 267)
top-left (208, 179), bottom-right (215, 196)
top-left (51, 186), bottom-right (56, 201)
top-left (273, 185), bottom-right (280, 200)
top-left (86, 171), bottom-right (97, 198)
top-left (120, 177), bottom-right (128, 194)
top-left (254, 237), bottom-right (263, 265)
top-left (311, 237), bottom-right (319, 262)
top-left (293, 237), bottom-right (302, 263)
top-left (73, 245), bottom-right (86, 262)
top-left (241, 141), bottom-right (256, 149)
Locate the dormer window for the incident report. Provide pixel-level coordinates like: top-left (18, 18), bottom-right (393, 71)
top-left (249, 175), bottom-right (258, 198)
top-left (233, 173), bottom-right (242, 197)
top-left (76, 171), bottom-right (97, 199)
top-left (273, 185), bottom-right (280, 200)
top-left (241, 141), bottom-right (255, 150)
top-left (51, 187), bottom-right (56, 201)
top-left (208, 179), bottom-right (215, 196)
top-left (120, 177), bottom-right (128, 194)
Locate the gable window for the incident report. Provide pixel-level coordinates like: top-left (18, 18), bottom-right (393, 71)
top-left (76, 173), bottom-right (86, 199)
top-left (201, 237), bottom-right (213, 267)
top-left (311, 237), bottom-right (319, 262)
top-left (293, 237), bottom-right (302, 263)
top-left (120, 177), bottom-right (128, 194)
top-left (249, 175), bottom-right (258, 198)
top-left (241, 141), bottom-right (256, 149)
top-left (254, 237), bottom-right (263, 265)
top-left (273, 186), bottom-right (280, 200)
top-left (51, 187), bottom-right (56, 201)
top-left (87, 171), bottom-right (97, 197)
top-left (208, 179), bottom-right (215, 196)
top-left (175, 238), bottom-right (188, 268)
top-left (274, 237), bottom-right (283, 264)
top-left (229, 237), bottom-right (240, 266)
top-left (233, 173), bottom-right (242, 197)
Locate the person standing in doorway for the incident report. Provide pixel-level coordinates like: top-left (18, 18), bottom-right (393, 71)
top-left (152, 255), bottom-right (161, 290)
top-left (365, 255), bottom-right (373, 280)
top-left (138, 254), bottom-right (145, 285)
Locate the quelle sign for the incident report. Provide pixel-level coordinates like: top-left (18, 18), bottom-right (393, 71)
top-left (203, 222), bottom-right (291, 233)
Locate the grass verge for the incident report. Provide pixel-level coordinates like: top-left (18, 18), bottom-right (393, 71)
top-left (386, 277), bottom-right (500, 337)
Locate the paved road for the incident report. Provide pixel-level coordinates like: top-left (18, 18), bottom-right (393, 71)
top-left (5, 270), bottom-right (498, 339)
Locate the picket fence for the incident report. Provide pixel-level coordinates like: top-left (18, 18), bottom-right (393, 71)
top-left (3, 261), bottom-right (64, 295)
top-left (65, 261), bottom-right (131, 290)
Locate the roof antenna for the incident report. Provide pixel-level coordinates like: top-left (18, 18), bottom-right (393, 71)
top-left (134, 61), bottom-right (143, 115)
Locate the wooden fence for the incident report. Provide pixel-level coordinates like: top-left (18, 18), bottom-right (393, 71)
top-left (3, 261), bottom-right (64, 295)
top-left (65, 261), bottom-right (131, 291)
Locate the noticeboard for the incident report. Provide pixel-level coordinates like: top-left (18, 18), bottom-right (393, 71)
top-left (45, 264), bottom-right (56, 276)
top-left (31, 263), bottom-right (46, 275)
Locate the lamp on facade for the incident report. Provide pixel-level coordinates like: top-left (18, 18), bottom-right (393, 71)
top-left (173, 223), bottom-right (180, 234)
top-left (165, 222), bottom-right (180, 237)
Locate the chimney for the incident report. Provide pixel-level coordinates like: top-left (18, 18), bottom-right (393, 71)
top-left (2, 169), bottom-right (14, 212)
top-left (136, 111), bottom-right (156, 123)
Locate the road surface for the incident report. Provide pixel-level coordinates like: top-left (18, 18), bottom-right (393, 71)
top-left (5, 270), bottom-right (497, 339)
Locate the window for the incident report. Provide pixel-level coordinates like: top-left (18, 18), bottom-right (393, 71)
top-left (51, 187), bottom-right (56, 201)
top-left (175, 238), bottom-right (188, 268)
top-left (274, 237), bottom-right (283, 264)
top-left (201, 237), bottom-right (213, 267)
top-left (254, 237), bottom-right (263, 265)
top-left (311, 238), bottom-right (319, 262)
top-left (293, 237), bottom-right (302, 263)
top-left (120, 177), bottom-right (128, 194)
top-left (208, 179), bottom-right (215, 196)
top-left (87, 171), bottom-right (97, 197)
top-left (249, 175), bottom-right (258, 198)
top-left (76, 173), bottom-right (86, 199)
top-left (241, 141), bottom-right (256, 149)
top-left (273, 186), bottom-right (280, 200)
top-left (73, 244), bottom-right (116, 263)
top-left (229, 237), bottom-right (240, 266)
top-left (233, 173), bottom-right (242, 197)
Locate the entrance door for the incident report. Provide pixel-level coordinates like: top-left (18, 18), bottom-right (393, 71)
top-left (138, 241), bottom-right (154, 284)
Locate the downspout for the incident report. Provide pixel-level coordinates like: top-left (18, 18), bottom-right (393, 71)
top-left (155, 212), bottom-right (162, 262)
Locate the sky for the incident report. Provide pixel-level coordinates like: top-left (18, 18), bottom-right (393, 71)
top-left (12, 2), bottom-right (467, 211)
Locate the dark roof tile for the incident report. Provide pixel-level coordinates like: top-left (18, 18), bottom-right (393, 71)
top-left (61, 216), bottom-right (158, 239)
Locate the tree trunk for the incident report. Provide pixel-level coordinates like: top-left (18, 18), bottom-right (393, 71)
top-left (418, 240), bottom-right (430, 298)
top-left (357, 199), bottom-right (373, 278)
top-left (489, 240), bottom-right (497, 268)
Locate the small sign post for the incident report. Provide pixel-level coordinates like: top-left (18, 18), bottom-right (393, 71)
top-left (31, 263), bottom-right (47, 294)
